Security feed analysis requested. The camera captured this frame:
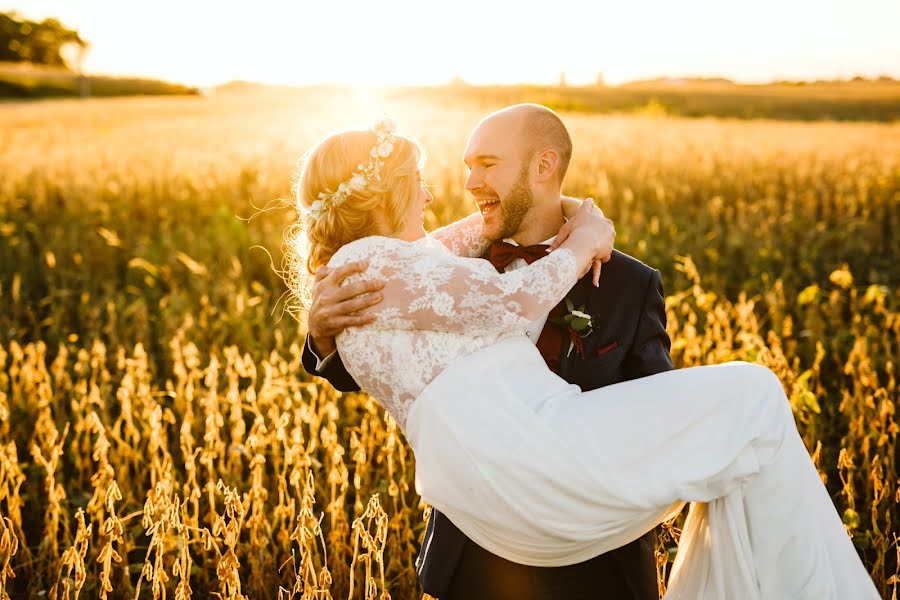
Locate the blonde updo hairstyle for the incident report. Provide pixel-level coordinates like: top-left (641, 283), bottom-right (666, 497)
top-left (284, 129), bottom-right (423, 308)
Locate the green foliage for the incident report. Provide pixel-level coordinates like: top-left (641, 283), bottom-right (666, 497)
top-left (0, 12), bottom-right (86, 68)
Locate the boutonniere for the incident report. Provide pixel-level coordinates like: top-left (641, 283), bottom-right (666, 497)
top-left (552, 298), bottom-right (595, 358)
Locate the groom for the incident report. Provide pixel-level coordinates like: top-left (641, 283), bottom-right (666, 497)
top-left (302, 104), bottom-right (673, 600)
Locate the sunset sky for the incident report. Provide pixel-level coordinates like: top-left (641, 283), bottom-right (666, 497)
top-left (4, 0), bottom-right (900, 87)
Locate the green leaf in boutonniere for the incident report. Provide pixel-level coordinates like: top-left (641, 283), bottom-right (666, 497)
top-left (552, 300), bottom-right (595, 358)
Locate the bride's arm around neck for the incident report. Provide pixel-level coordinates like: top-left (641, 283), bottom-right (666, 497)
top-left (430, 212), bottom-right (491, 257)
top-left (328, 235), bottom-right (582, 338)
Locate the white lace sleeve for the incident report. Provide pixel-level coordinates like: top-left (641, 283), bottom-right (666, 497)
top-left (329, 236), bottom-right (577, 338)
top-left (430, 212), bottom-right (491, 257)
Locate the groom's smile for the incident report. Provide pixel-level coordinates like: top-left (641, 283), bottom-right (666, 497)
top-left (474, 191), bottom-right (505, 237)
top-left (476, 196), bottom-right (501, 216)
top-left (464, 150), bottom-right (524, 240)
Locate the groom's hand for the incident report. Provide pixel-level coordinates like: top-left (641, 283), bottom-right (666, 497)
top-left (308, 261), bottom-right (384, 356)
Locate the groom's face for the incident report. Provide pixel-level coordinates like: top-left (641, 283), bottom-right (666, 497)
top-left (463, 118), bottom-right (534, 241)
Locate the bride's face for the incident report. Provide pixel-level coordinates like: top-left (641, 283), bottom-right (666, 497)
top-left (397, 170), bottom-right (433, 241)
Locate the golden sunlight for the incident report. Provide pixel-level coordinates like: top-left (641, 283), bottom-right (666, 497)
top-left (6, 0), bottom-right (900, 87)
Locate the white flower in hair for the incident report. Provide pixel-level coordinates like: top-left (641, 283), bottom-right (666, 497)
top-left (349, 174), bottom-right (367, 191)
top-left (304, 117), bottom-right (400, 220)
top-left (377, 141), bottom-right (394, 157)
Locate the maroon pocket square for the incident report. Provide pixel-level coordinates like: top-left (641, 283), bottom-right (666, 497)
top-left (594, 341), bottom-right (620, 357)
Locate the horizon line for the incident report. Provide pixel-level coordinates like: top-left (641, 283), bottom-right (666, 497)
top-left (4, 61), bottom-right (898, 90)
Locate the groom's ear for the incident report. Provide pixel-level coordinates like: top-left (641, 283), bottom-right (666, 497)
top-left (535, 149), bottom-right (560, 183)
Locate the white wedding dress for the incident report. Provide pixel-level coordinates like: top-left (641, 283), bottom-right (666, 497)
top-left (328, 215), bottom-right (879, 599)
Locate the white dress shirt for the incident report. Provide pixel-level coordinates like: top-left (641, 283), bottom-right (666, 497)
top-left (502, 236), bottom-right (557, 345)
top-left (309, 335), bottom-right (336, 371)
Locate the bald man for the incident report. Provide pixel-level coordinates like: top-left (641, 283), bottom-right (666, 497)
top-left (303, 104), bottom-right (673, 600)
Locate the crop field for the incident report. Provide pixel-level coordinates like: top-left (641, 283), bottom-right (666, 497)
top-left (0, 87), bottom-right (897, 598)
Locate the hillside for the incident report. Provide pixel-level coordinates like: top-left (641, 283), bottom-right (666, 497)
top-left (0, 61), bottom-right (199, 98)
top-left (397, 78), bottom-right (900, 121)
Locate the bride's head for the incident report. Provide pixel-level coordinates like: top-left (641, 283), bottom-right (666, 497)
top-left (291, 121), bottom-right (431, 275)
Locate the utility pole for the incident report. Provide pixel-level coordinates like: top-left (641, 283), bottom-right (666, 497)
top-left (77, 43), bottom-right (89, 97)
top-left (75, 0), bottom-right (89, 98)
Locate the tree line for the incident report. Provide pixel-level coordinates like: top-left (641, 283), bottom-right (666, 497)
top-left (0, 12), bottom-right (86, 68)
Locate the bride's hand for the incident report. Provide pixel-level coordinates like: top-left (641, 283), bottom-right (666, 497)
top-left (560, 195), bottom-right (586, 220)
top-left (549, 201), bottom-right (615, 286)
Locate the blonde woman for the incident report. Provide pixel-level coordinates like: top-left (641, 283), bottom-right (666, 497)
top-left (285, 118), bottom-right (878, 599)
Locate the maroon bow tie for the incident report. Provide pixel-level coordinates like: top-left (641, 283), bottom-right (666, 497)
top-left (488, 241), bottom-right (551, 272)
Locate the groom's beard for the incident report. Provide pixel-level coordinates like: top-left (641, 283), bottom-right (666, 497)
top-left (491, 166), bottom-right (534, 241)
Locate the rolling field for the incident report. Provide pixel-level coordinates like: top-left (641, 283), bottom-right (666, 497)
top-left (0, 87), bottom-right (898, 598)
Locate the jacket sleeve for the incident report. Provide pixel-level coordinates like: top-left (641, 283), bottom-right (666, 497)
top-left (623, 269), bottom-right (674, 379)
top-left (301, 334), bottom-right (362, 392)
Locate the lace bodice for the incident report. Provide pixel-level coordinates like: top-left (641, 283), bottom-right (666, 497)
top-left (429, 212), bottom-right (493, 258)
top-left (329, 217), bottom-right (577, 428)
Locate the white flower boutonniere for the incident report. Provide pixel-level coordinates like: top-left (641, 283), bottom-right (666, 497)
top-left (552, 298), bottom-right (595, 358)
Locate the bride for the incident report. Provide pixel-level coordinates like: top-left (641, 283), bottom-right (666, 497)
top-left (284, 119), bottom-right (879, 599)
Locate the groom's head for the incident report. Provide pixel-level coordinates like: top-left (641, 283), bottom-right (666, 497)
top-left (464, 104), bottom-right (572, 241)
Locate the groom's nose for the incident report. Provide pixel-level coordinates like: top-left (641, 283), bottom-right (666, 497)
top-left (465, 169), bottom-right (481, 191)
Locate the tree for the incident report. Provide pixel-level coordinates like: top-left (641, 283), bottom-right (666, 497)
top-left (0, 12), bottom-right (87, 69)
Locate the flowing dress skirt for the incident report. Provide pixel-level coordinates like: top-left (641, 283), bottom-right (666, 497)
top-left (403, 336), bottom-right (879, 599)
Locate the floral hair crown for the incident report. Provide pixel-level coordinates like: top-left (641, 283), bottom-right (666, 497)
top-left (307, 118), bottom-right (398, 220)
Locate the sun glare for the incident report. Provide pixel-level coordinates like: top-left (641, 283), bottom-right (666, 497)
top-left (5, 0), bottom-right (900, 86)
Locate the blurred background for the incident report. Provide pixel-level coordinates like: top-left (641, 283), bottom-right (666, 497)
top-left (0, 2), bottom-right (898, 599)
